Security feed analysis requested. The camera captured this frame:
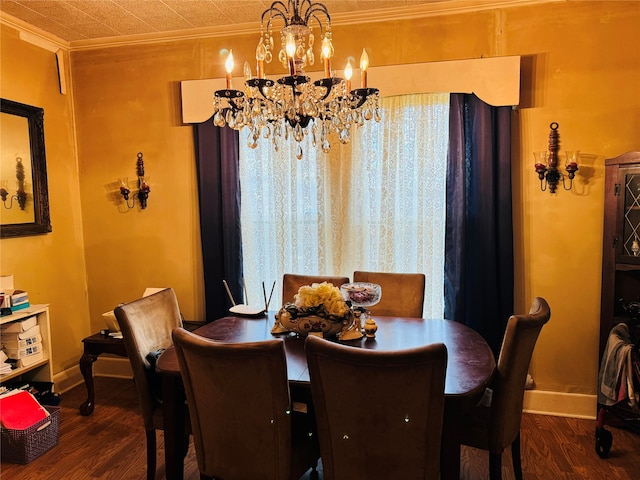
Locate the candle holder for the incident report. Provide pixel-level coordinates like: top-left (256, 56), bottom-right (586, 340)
top-left (119, 152), bottom-right (150, 209)
top-left (0, 157), bottom-right (28, 211)
top-left (534, 122), bottom-right (579, 193)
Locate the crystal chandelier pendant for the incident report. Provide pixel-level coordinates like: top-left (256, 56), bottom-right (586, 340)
top-left (211, 0), bottom-right (380, 158)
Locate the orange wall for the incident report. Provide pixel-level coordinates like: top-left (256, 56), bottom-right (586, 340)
top-left (2, 1), bottom-right (639, 406)
top-left (0, 25), bottom-right (90, 376)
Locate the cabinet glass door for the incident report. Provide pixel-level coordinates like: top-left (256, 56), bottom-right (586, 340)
top-left (620, 167), bottom-right (640, 263)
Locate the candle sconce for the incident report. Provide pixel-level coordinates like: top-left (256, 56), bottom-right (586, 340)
top-left (119, 152), bottom-right (150, 209)
top-left (534, 122), bottom-right (578, 193)
top-left (0, 157), bottom-right (28, 210)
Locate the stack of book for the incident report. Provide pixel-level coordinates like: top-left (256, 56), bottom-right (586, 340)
top-left (9, 290), bottom-right (29, 312)
top-left (1, 316), bottom-right (43, 368)
top-left (0, 350), bottom-right (12, 375)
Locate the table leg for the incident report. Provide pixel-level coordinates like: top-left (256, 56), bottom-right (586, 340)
top-left (440, 429), bottom-right (461, 480)
top-left (441, 398), bottom-right (469, 480)
top-left (79, 353), bottom-right (98, 416)
top-left (163, 374), bottom-right (186, 480)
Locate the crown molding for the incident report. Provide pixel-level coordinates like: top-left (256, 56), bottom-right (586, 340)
top-left (329, 0), bottom-right (562, 27)
top-left (2, 0), bottom-right (561, 52)
top-left (0, 11), bottom-right (69, 51)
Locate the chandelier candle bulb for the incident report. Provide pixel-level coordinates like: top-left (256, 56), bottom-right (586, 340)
top-left (225, 50), bottom-right (234, 89)
top-left (360, 48), bottom-right (369, 88)
top-left (256, 59), bottom-right (264, 79)
top-left (344, 59), bottom-right (352, 92)
top-left (256, 41), bottom-right (266, 78)
top-left (285, 33), bottom-right (296, 76)
top-left (322, 37), bottom-right (331, 77)
top-left (243, 61), bottom-right (252, 80)
top-left (243, 61), bottom-right (253, 97)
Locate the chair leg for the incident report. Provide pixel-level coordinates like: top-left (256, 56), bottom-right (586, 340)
top-left (183, 433), bottom-right (190, 457)
top-left (310, 465), bottom-right (319, 480)
top-left (511, 433), bottom-right (523, 480)
top-left (489, 452), bottom-right (502, 480)
top-left (145, 429), bottom-right (156, 480)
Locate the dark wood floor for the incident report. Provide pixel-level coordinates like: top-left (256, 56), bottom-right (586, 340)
top-left (2, 377), bottom-right (639, 479)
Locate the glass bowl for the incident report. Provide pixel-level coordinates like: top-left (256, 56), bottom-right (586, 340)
top-left (340, 282), bottom-right (382, 308)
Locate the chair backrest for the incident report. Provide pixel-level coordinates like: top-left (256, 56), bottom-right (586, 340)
top-left (114, 288), bottom-right (183, 430)
top-left (353, 271), bottom-right (425, 317)
top-left (305, 335), bottom-right (447, 480)
top-left (489, 297), bottom-right (551, 451)
top-left (172, 328), bottom-right (297, 480)
top-left (282, 274), bottom-right (350, 305)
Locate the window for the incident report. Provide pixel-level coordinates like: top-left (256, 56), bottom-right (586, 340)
top-left (239, 92), bottom-right (449, 317)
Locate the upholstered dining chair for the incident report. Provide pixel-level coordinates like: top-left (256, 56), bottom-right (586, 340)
top-left (305, 335), bottom-right (447, 480)
top-left (114, 287), bottom-right (187, 480)
top-left (458, 297), bottom-right (551, 480)
top-left (172, 328), bottom-right (319, 480)
top-left (353, 271), bottom-right (425, 317)
top-left (281, 274), bottom-right (350, 305)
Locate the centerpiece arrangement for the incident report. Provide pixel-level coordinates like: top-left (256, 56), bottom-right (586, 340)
top-left (272, 282), bottom-right (352, 337)
top-left (339, 282), bottom-right (382, 339)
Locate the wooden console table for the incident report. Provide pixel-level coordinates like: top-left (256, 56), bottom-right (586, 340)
top-left (79, 332), bottom-right (127, 415)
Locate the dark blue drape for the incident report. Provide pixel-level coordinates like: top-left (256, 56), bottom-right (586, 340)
top-left (194, 94), bottom-right (513, 341)
top-left (444, 93), bottom-right (514, 357)
top-left (194, 121), bottom-right (243, 322)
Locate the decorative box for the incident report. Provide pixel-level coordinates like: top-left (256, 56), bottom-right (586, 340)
top-left (0, 406), bottom-right (60, 464)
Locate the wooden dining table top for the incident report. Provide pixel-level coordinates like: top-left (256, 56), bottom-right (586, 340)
top-left (157, 312), bottom-right (496, 398)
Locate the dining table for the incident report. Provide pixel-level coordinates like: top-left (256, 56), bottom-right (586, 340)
top-left (156, 312), bottom-right (496, 480)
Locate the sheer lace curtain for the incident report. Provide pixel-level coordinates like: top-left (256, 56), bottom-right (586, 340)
top-left (239, 92), bottom-right (449, 317)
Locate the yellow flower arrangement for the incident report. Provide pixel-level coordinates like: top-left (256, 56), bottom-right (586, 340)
top-left (294, 282), bottom-right (350, 318)
top-left (274, 282), bottom-right (352, 336)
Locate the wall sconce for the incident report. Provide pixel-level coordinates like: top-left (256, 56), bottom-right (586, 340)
top-left (119, 152), bottom-right (150, 209)
top-left (0, 157), bottom-right (27, 210)
top-left (534, 122), bottom-right (578, 193)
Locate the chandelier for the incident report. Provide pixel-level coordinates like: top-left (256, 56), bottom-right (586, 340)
top-left (212, 0), bottom-right (380, 158)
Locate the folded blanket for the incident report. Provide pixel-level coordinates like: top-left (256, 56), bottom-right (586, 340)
top-left (598, 323), bottom-right (634, 406)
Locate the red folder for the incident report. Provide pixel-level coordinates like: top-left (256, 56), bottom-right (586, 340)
top-left (0, 390), bottom-right (49, 430)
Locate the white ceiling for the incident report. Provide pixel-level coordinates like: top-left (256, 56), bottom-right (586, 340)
top-left (0, 1), bottom-right (448, 41)
top-left (0, 0), bottom-right (546, 47)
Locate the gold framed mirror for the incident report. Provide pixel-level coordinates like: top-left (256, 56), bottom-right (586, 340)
top-left (0, 98), bottom-right (51, 238)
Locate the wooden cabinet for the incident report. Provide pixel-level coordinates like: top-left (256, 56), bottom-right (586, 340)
top-left (0, 304), bottom-right (53, 388)
top-left (600, 152), bottom-right (640, 358)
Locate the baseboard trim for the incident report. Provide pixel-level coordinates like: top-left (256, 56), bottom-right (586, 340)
top-left (524, 389), bottom-right (597, 419)
top-left (53, 364), bottom-right (83, 393)
top-left (53, 357), bottom-right (132, 394)
top-left (93, 356), bottom-right (133, 379)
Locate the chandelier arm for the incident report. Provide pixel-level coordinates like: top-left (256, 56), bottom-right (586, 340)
top-left (248, 78), bottom-right (276, 99)
top-left (350, 88), bottom-right (378, 109)
top-left (230, 98), bottom-right (242, 111)
top-left (307, 12), bottom-right (328, 32)
top-left (562, 175), bottom-right (573, 191)
top-left (262, 2), bottom-right (289, 27)
top-left (313, 78), bottom-right (341, 100)
top-left (304, 4), bottom-right (331, 30)
top-left (305, 3), bottom-right (330, 20)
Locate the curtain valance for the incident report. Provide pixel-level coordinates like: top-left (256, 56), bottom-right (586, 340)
top-left (181, 56), bottom-right (520, 124)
